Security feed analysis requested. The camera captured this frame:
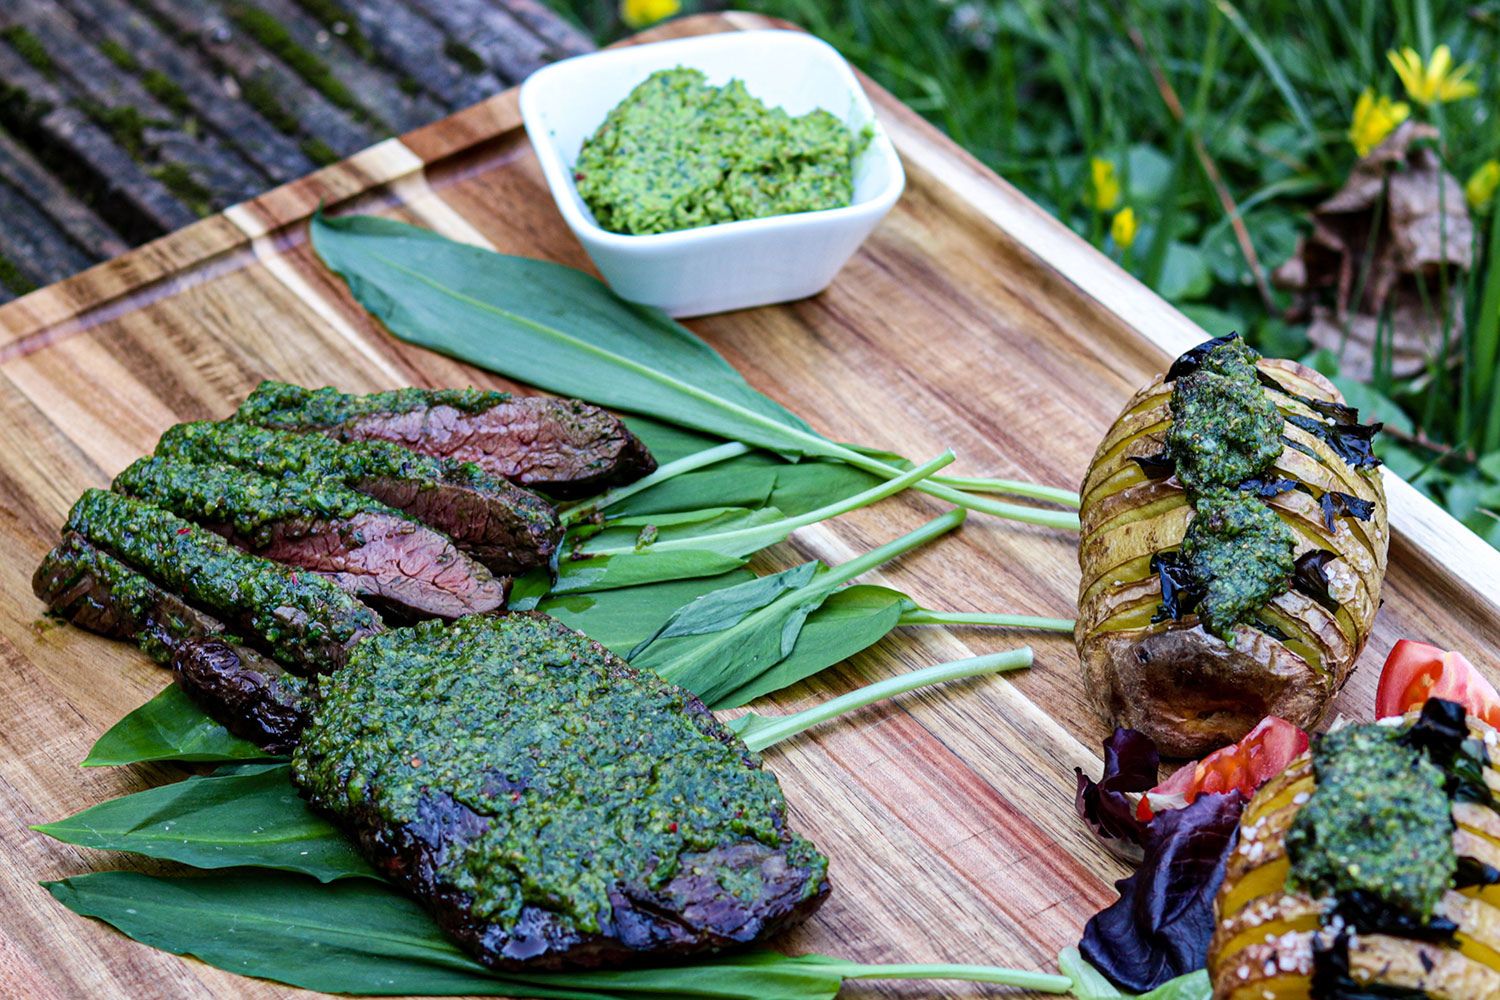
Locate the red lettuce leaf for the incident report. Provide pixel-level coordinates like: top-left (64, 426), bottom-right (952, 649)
top-left (1080, 791), bottom-right (1245, 992)
top-left (1075, 728), bottom-right (1160, 860)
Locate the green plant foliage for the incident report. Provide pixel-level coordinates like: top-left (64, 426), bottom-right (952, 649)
top-left (84, 683), bottom-right (274, 766)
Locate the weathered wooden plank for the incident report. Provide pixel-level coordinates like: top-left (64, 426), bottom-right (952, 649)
top-left (334, 0), bottom-right (514, 108)
top-left (48, 0), bottom-right (320, 184)
top-left (9, 1), bottom-right (268, 208)
top-left (230, 0), bottom-right (446, 135)
top-left (0, 44), bottom-right (196, 239)
top-left (131, 0), bottom-right (378, 158)
top-left (0, 176), bottom-right (96, 299)
top-left (0, 126), bottom-right (128, 265)
top-left (402, 0), bottom-right (558, 83)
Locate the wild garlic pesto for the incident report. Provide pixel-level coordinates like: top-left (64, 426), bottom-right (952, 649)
top-left (1180, 487), bottom-right (1295, 640)
top-left (1166, 338), bottom-right (1285, 493)
top-left (238, 382), bottom-right (513, 427)
top-left (293, 614), bottom-right (828, 936)
top-left (1286, 722), bottom-right (1456, 921)
top-left (1157, 338), bottom-right (1296, 640)
top-left (574, 67), bottom-right (863, 236)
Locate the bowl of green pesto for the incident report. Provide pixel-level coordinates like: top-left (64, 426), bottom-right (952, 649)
top-left (520, 30), bottom-right (905, 317)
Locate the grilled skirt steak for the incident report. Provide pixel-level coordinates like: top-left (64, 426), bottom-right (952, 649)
top-left (114, 457), bottom-right (508, 619)
top-left (55, 489), bottom-right (382, 672)
top-left (34, 533), bottom-right (309, 751)
top-left (236, 382), bottom-right (657, 498)
top-left (288, 613), bottom-right (829, 970)
top-left (155, 421), bottom-right (561, 575)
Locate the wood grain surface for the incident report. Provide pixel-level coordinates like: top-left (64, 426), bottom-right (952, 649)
top-left (0, 13), bottom-right (1496, 1000)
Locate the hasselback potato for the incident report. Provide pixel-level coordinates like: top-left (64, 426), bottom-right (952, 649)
top-left (1077, 335), bottom-right (1388, 757)
top-left (1208, 703), bottom-right (1500, 998)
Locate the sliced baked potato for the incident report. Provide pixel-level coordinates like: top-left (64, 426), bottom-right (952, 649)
top-left (1207, 707), bottom-right (1500, 999)
top-left (1077, 337), bottom-right (1387, 757)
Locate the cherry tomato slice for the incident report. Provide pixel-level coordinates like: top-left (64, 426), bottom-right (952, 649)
top-left (1375, 638), bottom-right (1500, 729)
top-left (1137, 716), bottom-right (1308, 821)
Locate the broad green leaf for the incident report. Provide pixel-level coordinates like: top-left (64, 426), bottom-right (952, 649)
top-left (768, 461), bottom-right (884, 517)
top-left (538, 570), bottom-right (756, 654)
top-left (628, 561), bottom-right (820, 656)
top-left (638, 511), bottom-right (962, 707)
top-left (310, 214), bottom-right (1079, 532)
top-left (606, 464), bottom-right (777, 517)
top-left (84, 684), bottom-right (277, 767)
top-left (45, 869), bottom-right (851, 998)
top-left (35, 764), bottom-right (373, 881)
top-left (312, 214), bottom-right (817, 454)
top-left (45, 869), bottom-right (1062, 997)
top-left (620, 416), bottom-right (726, 464)
top-left (710, 585), bottom-right (914, 709)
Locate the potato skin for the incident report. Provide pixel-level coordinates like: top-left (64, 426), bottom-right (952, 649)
top-left (1077, 358), bottom-right (1387, 758)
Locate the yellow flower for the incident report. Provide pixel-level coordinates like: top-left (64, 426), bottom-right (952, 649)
top-left (621, 0), bottom-right (679, 29)
top-left (1348, 88), bottom-right (1409, 157)
top-left (1388, 44), bottom-right (1479, 105)
top-left (1467, 160), bottom-right (1500, 213)
top-left (1111, 206), bottom-right (1137, 249)
top-left (1090, 157), bottom-right (1121, 212)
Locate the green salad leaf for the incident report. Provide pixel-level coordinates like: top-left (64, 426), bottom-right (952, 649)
top-left (311, 213), bottom-right (1078, 530)
top-left (46, 869), bottom-right (1069, 998)
top-left (35, 763), bottom-right (371, 881)
top-left (83, 684), bottom-right (276, 767)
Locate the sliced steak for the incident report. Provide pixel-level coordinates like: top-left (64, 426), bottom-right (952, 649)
top-left (60, 489), bottom-right (382, 673)
top-left (236, 381), bottom-right (656, 499)
top-left (35, 532), bottom-right (309, 752)
top-left (114, 457), bottom-right (509, 620)
top-left (155, 420), bottom-right (560, 575)
top-left (172, 637), bottom-right (308, 753)
top-left (292, 613), bottom-right (829, 971)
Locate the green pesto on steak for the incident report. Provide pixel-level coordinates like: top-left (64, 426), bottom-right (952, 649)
top-left (114, 457), bottom-right (395, 548)
top-left (1166, 339), bottom-right (1285, 493)
top-left (237, 381), bottom-right (512, 428)
top-left (1286, 722), bottom-right (1456, 921)
top-left (293, 614), bottom-right (828, 935)
top-left (64, 489), bottom-right (380, 668)
top-left (574, 67), bottom-right (863, 236)
top-left (1180, 487), bottom-right (1296, 641)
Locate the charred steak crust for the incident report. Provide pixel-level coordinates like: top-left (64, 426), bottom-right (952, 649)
top-left (35, 531), bottom-right (227, 664)
top-left (172, 637), bottom-right (308, 753)
top-left (236, 382), bottom-right (657, 499)
top-left (291, 613), bottom-right (830, 970)
top-left (34, 533), bottom-right (307, 751)
top-left (62, 489), bottom-right (382, 672)
top-left (155, 421), bottom-right (561, 576)
top-left (114, 457), bottom-right (508, 620)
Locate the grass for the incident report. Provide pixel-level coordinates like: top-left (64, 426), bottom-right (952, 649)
top-left (552, 0), bottom-right (1500, 548)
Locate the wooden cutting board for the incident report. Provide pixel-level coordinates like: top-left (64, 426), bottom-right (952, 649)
top-left (1, 13), bottom-right (1497, 999)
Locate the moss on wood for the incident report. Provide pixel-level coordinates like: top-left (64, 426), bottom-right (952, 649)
top-left (228, 7), bottom-right (369, 123)
top-left (291, 0), bottom-right (374, 60)
top-left (150, 163), bottom-right (213, 217)
top-left (299, 137), bottom-right (339, 165)
top-left (1, 26), bottom-right (56, 78)
top-left (0, 252), bottom-right (38, 296)
top-left (443, 40), bottom-right (486, 75)
top-left (97, 40), bottom-right (138, 72)
top-left (142, 71), bottom-right (193, 117)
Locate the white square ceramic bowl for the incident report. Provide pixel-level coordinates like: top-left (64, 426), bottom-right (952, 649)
top-left (519, 30), bottom-right (905, 317)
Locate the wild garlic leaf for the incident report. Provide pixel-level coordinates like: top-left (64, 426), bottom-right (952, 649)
top-left (709, 585), bottom-right (914, 709)
top-left (83, 684), bottom-right (277, 767)
top-left (605, 463), bottom-right (778, 517)
top-left (311, 213), bottom-right (1079, 531)
top-left (628, 561), bottom-right (820, 656)
top-left (34, 763), bottom-right (372, 881)
top-left (538, 570), bottom-right (757, 654)
top-left (636, 511), bottom-right (964, 707)
top-left (311, 213), bottom-right (817, 453)
top-left (44, 869), bottom-right (859, 998)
